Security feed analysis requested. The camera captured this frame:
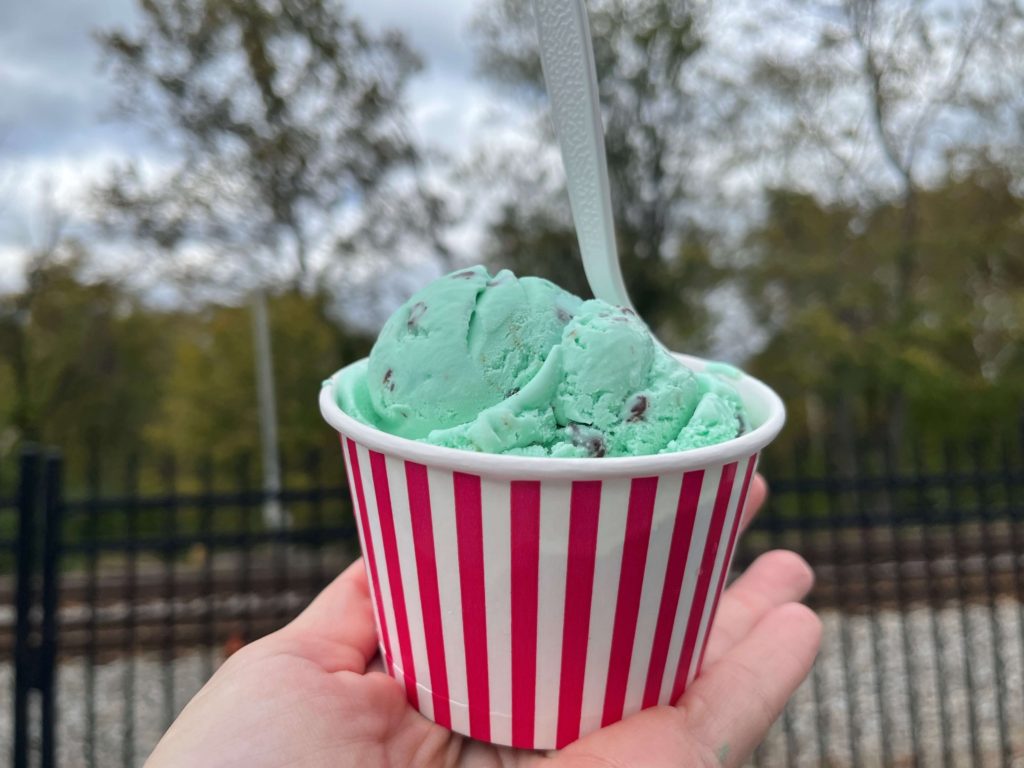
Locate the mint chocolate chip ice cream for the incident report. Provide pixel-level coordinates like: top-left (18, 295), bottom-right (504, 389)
top-left (334, 266), bottom-right (747, 457)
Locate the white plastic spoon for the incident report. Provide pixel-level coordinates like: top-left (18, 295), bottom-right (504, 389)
top-left (532, 0), bottom-right (636, 312)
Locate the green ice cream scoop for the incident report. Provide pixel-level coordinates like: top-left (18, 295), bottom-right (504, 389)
top-left (335, 266), bottom-right (748, 457)
top-left (349, 265), bottom-right (581, 439)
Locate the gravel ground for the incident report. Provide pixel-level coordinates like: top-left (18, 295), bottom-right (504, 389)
top-left (4, 601), bottom-right (1024, 767)
top-left (753, 599), bottom-right (1024, 768)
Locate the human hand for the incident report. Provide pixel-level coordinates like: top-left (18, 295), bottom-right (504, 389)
top-left (147, 475), bottom-right (820, 768)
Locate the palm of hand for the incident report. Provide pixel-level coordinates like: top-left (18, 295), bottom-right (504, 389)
top-left (148, 477), bottom-right (820, 768)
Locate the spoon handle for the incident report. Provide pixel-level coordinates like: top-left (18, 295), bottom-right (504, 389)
top-left (532, 0), bottom-right (633, 309)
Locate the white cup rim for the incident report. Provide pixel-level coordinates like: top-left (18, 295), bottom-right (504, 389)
top-left (319, 353), bottom-right (785, 480)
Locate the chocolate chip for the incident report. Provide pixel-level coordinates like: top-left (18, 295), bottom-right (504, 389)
top-left (382, 369), bottom-right (395, 392)
top-left (569, 424), bottom-right (607, 457)
top-left (452, 270), bottom-right (476, 279)
top-left (621, 306), bottom-right (636, 316)
top-left (627, 394), bottom-right (648, 422)
top-left (556, 307), bottom-right (572, 324)
top-left (505, 387), bottom-right (520, 398)
top-left (735, 413), bottom-right (747, 436)
top-left (407, 301), bottom-right (427, 329)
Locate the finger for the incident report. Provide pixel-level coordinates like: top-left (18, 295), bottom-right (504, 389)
top-left (678, 602), bottom-right (822, 768)
top-left (737, 473), bottom-right (767, 534)
top-left (549, 601), bottom-right (819, 768)
top-left (277, 558), bottom-right (379, 673)
top-left (701, 549), bottom-right (814, 668)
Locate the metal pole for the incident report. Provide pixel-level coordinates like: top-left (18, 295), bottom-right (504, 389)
top-left (251, 289), bottom-right (286, 529)
top-left (40, 452), bottom-right (61, 768)
top-left (13, 446), bottom-right (40, 768)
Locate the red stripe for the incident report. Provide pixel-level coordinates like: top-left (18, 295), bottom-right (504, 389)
top-left (601, 476), bottom-right (659, 726)
top-left (405, 461), bottom-right (451, 727)
top-left (671, 461), bottom-right (738, 702)
top-left (509, 481), bottom-right (541, 748)
top-left (345, 439), bottom-right (394, 675)
top-left (369, 450), bottom-right (419, 708)
top-left (556, 480), bottom-right (603, 748)
top-left (642, 470), bottom-right (704, 708)
top-left (454, 472), bottom-right (490, 740)
top-left (692, 456), bottom-right (758, 681)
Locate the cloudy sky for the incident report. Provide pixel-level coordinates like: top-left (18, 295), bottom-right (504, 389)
top-left (0, 0), bottom-right (500, 291)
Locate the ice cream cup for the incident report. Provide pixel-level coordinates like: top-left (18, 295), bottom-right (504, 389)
top-left (319, 353), bottom-right (785, 750)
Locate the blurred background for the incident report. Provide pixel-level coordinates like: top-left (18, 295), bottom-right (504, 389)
top-left (2, 0), bottom-right (1023, 765)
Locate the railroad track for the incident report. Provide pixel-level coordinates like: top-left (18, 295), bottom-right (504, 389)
top-left (3, 529), bottom-right (1023, 659)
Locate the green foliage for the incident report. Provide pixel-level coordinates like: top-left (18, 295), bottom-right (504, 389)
top-left (148, 290), bottom-right (370, 471)
top-left (0, 246), bottom-right (169, 475)
top-left (0, 252), bottom-right (371, 492)
top-left (472, 0), bottom-right (1024, 446)
top-left (741, 166), bottom-right (1024, 444)
top-left (83, 0), bottom-right (428, 498)
top-left (4, 0), bottom-right (1022, 496)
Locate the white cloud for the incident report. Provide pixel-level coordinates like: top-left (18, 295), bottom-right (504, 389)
top-left (351, 0), bottom-right (478, 74)
top-left (0, 244), bottom-right (27, 292)
top-left (0, 0), bottom-right (497, 293)
top-left (0, 148), bottom-right (163, 231)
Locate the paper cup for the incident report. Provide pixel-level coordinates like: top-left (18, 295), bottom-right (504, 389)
top-left (319, 354), bottom-right (785, 749)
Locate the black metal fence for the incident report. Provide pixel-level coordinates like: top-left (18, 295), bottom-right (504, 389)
top-left (742, 436), bottom-right (1024, 768)
top-left (5, 432), bottom-right (1024, 767)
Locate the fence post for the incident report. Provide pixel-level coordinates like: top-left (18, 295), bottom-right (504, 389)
top-left (12, 447), bottom-right (62, 768)
top-left (40, 452), bottom-right (62, 768)
top-left (13, 446), bottom-right (40, 768)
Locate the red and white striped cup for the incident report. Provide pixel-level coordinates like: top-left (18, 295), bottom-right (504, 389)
top-left (319, 354), bottom-right (785, 750)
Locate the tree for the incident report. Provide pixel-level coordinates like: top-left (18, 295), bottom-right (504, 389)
top-left (730, 0), bottom-right (1024, 308)
top-left (94, 0), bottom-right (446, 523)
top-left (96, 0), bottom-right (445, 291)
top-left (719, 0), bottom-right (1024, 442)
top-left (740, 167), bottom-right (1024, 447)
top-left (0, 244), bottom-right (171, 488)
top-left (0, 244), bottom-right (373, 493)
top-left (469, 0), bottom-right (724, 348)
top-left (146, 290), bottom-right (372, 474)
